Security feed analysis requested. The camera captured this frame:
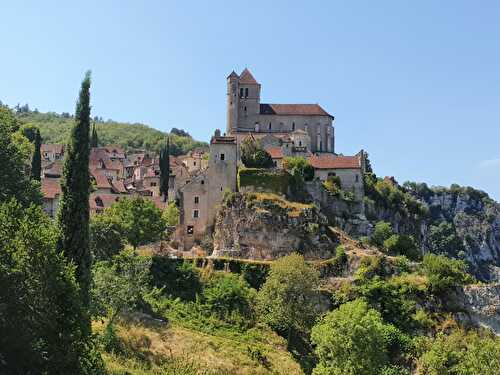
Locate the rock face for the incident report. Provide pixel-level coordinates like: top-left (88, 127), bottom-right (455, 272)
top-left (455, 284), bottom-right (500, 335)
top-left (212, 193), bottom-right (337, 260)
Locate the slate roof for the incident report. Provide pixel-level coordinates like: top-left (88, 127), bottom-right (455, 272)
top-left (260, 103), bottom-right (332, 118)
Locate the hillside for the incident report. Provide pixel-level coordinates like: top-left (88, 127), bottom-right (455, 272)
top-left (14, 108), bottom-right (208, 155)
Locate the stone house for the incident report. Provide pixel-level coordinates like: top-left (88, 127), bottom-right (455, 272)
top-left (41, 144), bottom-right (64, 162)
top-left (226, 68), bottom-right (335, 154)
top-left (41, 178), bottom-right (61, 217)
top-left (176, 130), bottom-right (237, 250)
top-left (308, 151), bottom-right (366, 200)
top-left (178, 149), bottom-right (208, 173)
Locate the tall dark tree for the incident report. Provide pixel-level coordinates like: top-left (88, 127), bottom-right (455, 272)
top-left (159, 137), bottom-right (170, 202)
top-left (57, 71), bottom-right (92, 311)
top-left (30, 128), bottom-right (42, 181)
top-left (90, 121), bottom-right (98, 148)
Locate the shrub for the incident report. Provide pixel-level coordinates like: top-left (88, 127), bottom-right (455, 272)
top-left (240, 137), bottom-right (273, 168)
top-left (427, 222), bottom-right (463, 257)
top-left (323, 175), bottom-right (341, 195)
top-left (311, 299), bottom-right (389, 375)
top-left (90, 213), bottom-right (124, 260)
top-left (203, 273), bottom-right (256, 324)
top-left (238, 168), bottom-right (291, 195)
top-left (384, 234), bottom-right (421, 261)
top-left (283, 156), bottom-right (315, 181)
top-left (421, 254), bottom-right (472, 295)
top-left (150, 257), bottom-right (202, 301)
top-left (372, 221), bottom-right (394, 248)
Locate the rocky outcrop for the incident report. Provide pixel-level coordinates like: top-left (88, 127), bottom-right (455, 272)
top-left (455, 283), bottom-right (500, 335)
top-left (212, 193), bottom-right (337, 260)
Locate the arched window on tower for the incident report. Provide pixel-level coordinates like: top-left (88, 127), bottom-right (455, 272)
top-left (292, 122), bottom-right (295, 131)
top-left (269, 122), bottom-right (272, 131)
top-left (245, 88), bottom-right (249, 98)
top-left (239, 88), bottom-right (244, 98)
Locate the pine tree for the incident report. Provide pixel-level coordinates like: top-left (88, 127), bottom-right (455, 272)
top-left (30, 128), bottom-right (42, 181)
top-left (90, 121), bottom-right (98, 148)
top-left (57, 71), bottom-right (92, 311)
top-left (159, 137), bottom-right (170, 202)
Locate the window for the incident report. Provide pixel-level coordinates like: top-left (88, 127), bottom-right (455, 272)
top-left (245, 88), bottom-right (249, 98)
top-left (220, 153), bottom-right (225, 161)
top-left (268, 122), bottom-right (272, 130)
top-left (299, 141), bottom-right (302, 147)
top-left (193, 209), bottom-right (199, 219)
top-left (194, 161), bottom-right (196, 166)
top-left (328, 172), bottom-right (336, 177)
top-left (239, 88), bottom-right (244, 98)
top-left (220, 186), bottom-right (223, 191)
top-left (187, 226), bottom-right (194, 235)
top-left (319, 141), bottom-right (322, 151)
top-left (292, 122), bottom-right (295, 131)
top-left (150, 182), bottom-right (157, 187)
top-left (201, 180), bottom-right (205, 185)
top-left (194, 196), bottom-right (199, 204)
top-left (355, 174), bottom-right (359, 183)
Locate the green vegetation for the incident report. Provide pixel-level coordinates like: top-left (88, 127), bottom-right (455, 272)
top-left (323, 175), bottom-right (341, 195)
top-left (57, 71), bottom-right (93, 310)
top-left (238, 168), bottom-right (291, 195)
top-left (420, 254), bottom-right (473, 295)
top-left (30, 128), bottom-right (41, 181)
top-left (15, 107), bottom-right (208, 155)
top-left (245, 192), bottom-right (313, 218)
top-left (311, 299), bottom-right (389, 375)
top-left (283, 156), bottom-right (314, 181)
top-left (371, 221), bottom-right (420, 260)
top-left (257, 254), bottom-right (320, 348)
top-left (0, 105), bottom-right (41, 206)
top-left (90, 212), bottom-right (125, 260)
top-left (162, 200), bottom-right (180, 227)
top-left (240, 136), bottom-right (273, 168)
top-left (105, 197), bottom-right (166, 249)
top-left (427, 222), bottom-right (463, 257)
top-left (159, 137), bottom-right (170, 202)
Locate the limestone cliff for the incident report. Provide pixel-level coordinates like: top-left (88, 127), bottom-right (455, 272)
top-left (212, 192), bottom-right (337, 260)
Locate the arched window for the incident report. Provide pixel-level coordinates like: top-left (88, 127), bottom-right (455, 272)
top-left (245, 88), bottom-right (249, 98)
top-left (268, 122), bottom-right (272, 131)
top-left (239, 88), bottom-right (244, 98)
top-left (292, 122), bottom-right (295, 131)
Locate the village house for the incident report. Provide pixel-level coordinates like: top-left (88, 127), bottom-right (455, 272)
top-left (41, 178), bottom-right (61, 217)
top-left (41, 144), bottom-right (64, 162)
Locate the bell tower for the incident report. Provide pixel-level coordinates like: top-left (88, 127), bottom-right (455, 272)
top-left (226, 71), bottom-right (239, 134)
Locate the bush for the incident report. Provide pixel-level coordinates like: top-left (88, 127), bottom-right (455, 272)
top-left (150, 257), bottom-right (202, 301)
top-left (427, 222), bottom-right (463, 257)
top-left (384, 234), bottom-right (421, 261)
top-left (90, 213), bottom-right (124, 260)
top-left (240, 137), bottom-right (273, 168)
top-left (238, 168), bottom-right (291, 195)
top-left (311, 299), bottom-right (389, 375)
top-left (421, 254), bottom-right (472, 295)
top-left (203, 273), bottom-right (256, 324)
top-left (323, 175), bottom-right (341, 195)
top-left (283, 156), bottom-right (315, 181)
top-left (372, 221), bottom-right (394, 248)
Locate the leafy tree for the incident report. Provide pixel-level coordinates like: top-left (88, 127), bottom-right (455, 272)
top-left (162, 201), bottom-right (180, 227)
top-left (384, 234), bottom-right (421, 261)
top-left (421, 254), bottom-right (472, 295)
top-left (91, 250), bottom-right (152, 327)
top-left (283, 156), bottom-right (315, 181)
top-left (372, 221), bottom-right (394, 248)
top-left (30, 128), bottom-right (42, 181)
top-left (203, 273), bottom-right (256, 323)
top-left (159, 137), bottom-right (170, 202)
top-left (0, 200), bottom-right (104, 374)
top-left (417, 330), bottom-right (500, 375)
top-left (170, 127), bottom-right (191, 138)
top-left (311, 299), bottom-right (389, 375)
top-left (427, 222), bottom-right (463, 257)
top-left (257, 253), bottom-right (320, 346)
top-left (90, 121), bottom-right (98, 147)
top-left (0, 106), bottom-right (41, 206)
top-left (20, 122), bottom-right (38, 142)
top-left (107, 197), bottom-right (166, 249)
top-left (240, 136), bottom-right (273, 168)
top-left (57, 71), bottom-right (92, 310)
top-left (90, 212), bottom-right (124, 260)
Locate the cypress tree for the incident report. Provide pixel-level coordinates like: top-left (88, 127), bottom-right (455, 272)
top-left (57, 71), bottom-right (92, 310)
top-left (30, 128), bottom-right (42, 181)
top-left (90, 121), bottom-right (98, 148)
top-left (159, 137), bottom-right (170, 202)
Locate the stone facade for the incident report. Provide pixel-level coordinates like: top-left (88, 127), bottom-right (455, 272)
top-left (176, 130), bottom-right (237, 250)
top-left (226, 69), bottom-right (335, 154)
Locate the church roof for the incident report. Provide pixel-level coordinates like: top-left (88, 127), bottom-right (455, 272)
top-left (239, 68), bottom-right (259, 84)
top-left (260, 103), bottom-right (333, 118)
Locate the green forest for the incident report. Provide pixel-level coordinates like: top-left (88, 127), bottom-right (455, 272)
top-left (12, 103), bottom-right (208, 155)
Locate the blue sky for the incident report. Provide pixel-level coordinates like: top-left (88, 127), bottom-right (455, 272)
top-left (1, 1), bottom-right (499, 199)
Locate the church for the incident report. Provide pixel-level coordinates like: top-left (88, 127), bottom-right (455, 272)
top-left (226, 68), bottom-right (335, 155)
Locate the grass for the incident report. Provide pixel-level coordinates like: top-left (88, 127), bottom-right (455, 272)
top-left (97, 317), bottom-right (303, 375)
top-left (246, 192), bottom-right (313, 217)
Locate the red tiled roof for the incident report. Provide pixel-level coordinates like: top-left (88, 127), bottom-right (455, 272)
top-left (265, 146), bottom-right (284, 159)
top-left (308, 154), bottom-right (361, 169)
top-left (43, 161), bottom-right (63, 177)
top-left (41, 178), bottom-right (61, 199)
top-left (239, 68), bottom-right (258, 84)
top-left (91, 170), bottom-right (113, 189)
top-left (90, 193), bottom-right (120, 211)
top-left (260, 103), bottom-right (332, 117)
top-left (111, 179), bottom-right (128, 194)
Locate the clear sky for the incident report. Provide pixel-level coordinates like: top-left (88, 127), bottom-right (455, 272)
top-left (1, 1), bottom-right (499, 199)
